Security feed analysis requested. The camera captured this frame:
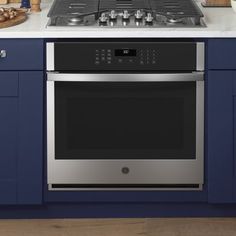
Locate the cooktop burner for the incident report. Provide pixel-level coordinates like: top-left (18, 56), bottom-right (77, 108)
top-left (47, 0), bottom-right (206, 27)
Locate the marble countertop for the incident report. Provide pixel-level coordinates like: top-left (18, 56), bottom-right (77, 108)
top-left (0, 1), bottom-right (236, 38)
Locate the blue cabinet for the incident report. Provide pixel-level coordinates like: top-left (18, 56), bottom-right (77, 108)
top-left (207, 39), bottom-right (236, 203)
top-left (0, 71), bottom-right (43, 205)
top-left (0, 39), bottom-right (43, 205)
top-left (207, 71), bottom-right (235, 203)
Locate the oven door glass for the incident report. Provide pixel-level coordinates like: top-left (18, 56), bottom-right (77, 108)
top-left (54, 81), bottom-right (196, 160)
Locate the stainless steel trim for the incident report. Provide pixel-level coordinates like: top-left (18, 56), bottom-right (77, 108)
top-left (47, 159), bottom-right (204, 185)
top-left (196, 80), bottom-right (204, 185)
top-left (196, 42), bottom-right (205, 71)
top-left (46, 43), bottom-right (55, 71)
top-left (47, 81), bottom-right (55, 186)
top-left (48, 184), bottom-right (203, 191)
top-left (47, 72), bottom-right (204, 82)
top-left (47, 74), bottom-right (204, 189)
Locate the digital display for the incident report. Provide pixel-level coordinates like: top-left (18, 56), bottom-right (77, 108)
top-left (115, 49), bottom-right (136, 57)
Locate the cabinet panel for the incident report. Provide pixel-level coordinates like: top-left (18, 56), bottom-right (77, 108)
top-left (208, 39), bottom-right (236, 70)
top-left (0, 180), bottom-right (17, 204)
top-left (0, 97), bottom-right (18, 204)
top-left (0, 39), bottom-right (43, 71)
top-left (208, 70), bottom-right (235, 203)
top-left (0, 71), bottom-right (43, 205)
top-left (0, 98), bottom-right (18, 179)
top-left (0, 72), bottom-right (18, 96)
top-left (17, 72), bottom-right (43, 205)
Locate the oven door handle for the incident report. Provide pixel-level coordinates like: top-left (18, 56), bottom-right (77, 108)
top-left (47, 72), bottom-right (204, 82)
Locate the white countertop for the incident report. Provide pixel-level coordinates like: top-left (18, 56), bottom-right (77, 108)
top-left (1, 0), bottom-right (236, 38)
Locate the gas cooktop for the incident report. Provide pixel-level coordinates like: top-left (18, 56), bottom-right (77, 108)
top-left (47, 0), bottom-right (206, 28)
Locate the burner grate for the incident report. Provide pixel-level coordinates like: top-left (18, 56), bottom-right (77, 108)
top-left (150, 0), bottom-right (203, 18)
top-left (99, 0), bottom-right (151, 10)
top-left (48, 0), bottom-right (99, 17)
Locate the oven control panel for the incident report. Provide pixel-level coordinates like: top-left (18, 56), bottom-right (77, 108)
top-left (94, 48), bottom-right (158, 66)
top-left (51, 42), bottom-right (202, 71)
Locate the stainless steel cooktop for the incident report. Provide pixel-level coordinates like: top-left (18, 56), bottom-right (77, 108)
top-left (47, 0), bottom-right (206, 28)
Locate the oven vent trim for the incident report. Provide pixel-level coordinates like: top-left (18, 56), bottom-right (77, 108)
top-left (49, 184), bottom-right (203, 191)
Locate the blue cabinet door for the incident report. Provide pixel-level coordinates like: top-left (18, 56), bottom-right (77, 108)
top-left (207, 70), bottom-right (236, 203)
top-left (0, 71), bottom-right (43, 205)
top-left (17, 71), bottom-right (43, 205)
top-left (0, 72), bottom-right (18, 204)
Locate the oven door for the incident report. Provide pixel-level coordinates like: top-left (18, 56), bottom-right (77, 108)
top-left (47, 73), bottom-right (204, 190)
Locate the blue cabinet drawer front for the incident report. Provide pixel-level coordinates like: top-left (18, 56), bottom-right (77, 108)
top-left (208, 39), bottom-right (236, 69)
top-left (0, 39), bottom-right (43, 70)
top-left (0, 72), bottom-right (18, 96)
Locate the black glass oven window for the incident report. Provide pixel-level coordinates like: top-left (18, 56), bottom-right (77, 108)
top-left (55, 82), bottom-right (196, 159)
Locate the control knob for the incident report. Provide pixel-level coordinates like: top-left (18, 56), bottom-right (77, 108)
top-left (99, 13), bottom-right (108, 24)
top-left (109, 10), bottom-right (117, 20)
top-left (122, 10), bottom-right (130, 20)
top-left (135, 10), bottom-right (143, 20)
top-left (145, 13), bottom-right (154, 23)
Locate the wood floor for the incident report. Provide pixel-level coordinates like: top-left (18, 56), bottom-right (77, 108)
top-left (0, 218), bottom-right (236, 236)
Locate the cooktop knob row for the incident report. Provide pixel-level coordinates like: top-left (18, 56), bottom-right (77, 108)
top-left (99, 10), bottom-right (155, 25)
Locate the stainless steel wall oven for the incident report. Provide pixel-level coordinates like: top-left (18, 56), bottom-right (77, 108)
top-left (46, 41), bottom-right (204, 191)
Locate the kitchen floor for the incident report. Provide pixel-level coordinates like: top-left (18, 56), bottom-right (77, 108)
top-left (0, 218), bottom-right (236, 236)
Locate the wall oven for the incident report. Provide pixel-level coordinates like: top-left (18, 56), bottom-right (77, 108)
top-left (46, 41), bottom-right (204, 191)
